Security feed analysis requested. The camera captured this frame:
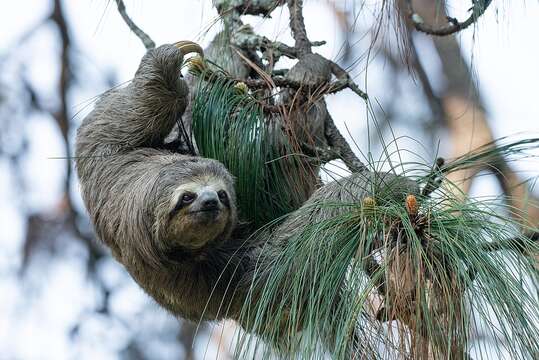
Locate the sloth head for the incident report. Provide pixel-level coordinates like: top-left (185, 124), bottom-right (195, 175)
top-left (154, 158), bottom-right (237, 250)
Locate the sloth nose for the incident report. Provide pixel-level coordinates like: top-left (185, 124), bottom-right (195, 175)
top-left (199, 192), bottom-right (219, 210)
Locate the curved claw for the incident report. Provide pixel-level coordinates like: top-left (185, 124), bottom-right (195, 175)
top-left (173, 41), bottom-right (204, 58)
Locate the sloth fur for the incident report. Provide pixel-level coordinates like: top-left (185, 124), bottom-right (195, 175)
top-left (75, 44), bottom-right (253, 322)
top-left (75, 42), bottom-right (419, 340)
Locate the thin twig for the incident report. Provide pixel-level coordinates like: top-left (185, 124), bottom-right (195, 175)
top-left (115, 0), bottom-right (155, 50)
top-left (405, 0), bottom-right (492, 36)
top-left (328, 61), bottom-right (368, 99)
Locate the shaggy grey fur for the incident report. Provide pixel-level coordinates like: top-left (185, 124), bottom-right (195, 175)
top-left (75, 44), bottom-right (253, 322)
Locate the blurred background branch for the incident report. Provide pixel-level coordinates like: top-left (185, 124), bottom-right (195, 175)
top-left (404, 0), bottom-right (492, 36)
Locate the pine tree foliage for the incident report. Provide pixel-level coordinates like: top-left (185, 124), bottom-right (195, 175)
top-left (231, 143), bottom-right (539, 358)
top-left (188, 32), bottom-right (539, 360)
top-left (192, 75), bottom-right (317, 229)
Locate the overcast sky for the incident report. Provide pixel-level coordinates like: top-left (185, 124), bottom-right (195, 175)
top-left (1, 1), bottom-right (538, 358)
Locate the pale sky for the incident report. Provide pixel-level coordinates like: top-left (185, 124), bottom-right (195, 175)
top-left (0, 1), bottom-right (538, 358)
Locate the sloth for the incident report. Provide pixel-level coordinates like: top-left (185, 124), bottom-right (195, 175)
top-left (75, 42), bottom-right (253, 322)
top-left (75, 40), bottom-right (419, 347)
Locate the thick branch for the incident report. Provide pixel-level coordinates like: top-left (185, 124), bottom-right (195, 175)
top-left (287, 0), bottom-right (312, 56)
top-left (325, 114), bottom-right (367, 173)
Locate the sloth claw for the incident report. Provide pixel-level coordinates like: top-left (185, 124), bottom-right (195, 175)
top-left (173, 40), bottom-right (204, 58)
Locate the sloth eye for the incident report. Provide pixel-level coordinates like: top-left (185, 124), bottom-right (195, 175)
top-left (217, 190), bottom-right (228, 200)
top-left (169, 192), bottom-right (196, 219)
top-left (182, 192), bottom-right (196, 204)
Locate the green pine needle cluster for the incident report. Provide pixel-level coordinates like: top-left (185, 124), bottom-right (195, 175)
top-left (235, 174), bottom-right (538, 359)
top-left (191, 72), bottom-right (538, 359)
top-left (230, 139), bottom-right (538, 359)
top-left (191, 75), bottom-right (315, 229)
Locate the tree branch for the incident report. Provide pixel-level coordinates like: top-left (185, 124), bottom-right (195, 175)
top-left (325, 114), bottom-right (367, 173)
top-left (232, 30), bottom-right (326, 60)
top-left (405, 0), bottom-right (492, 36)
top-left (214, 0), bottom-right (285, 16)
top-left (287, 0), bottom-right (312, 56)
top-left (114, 0), bottom-right (155, 50)
top-left (328, 61), bottom-right (368, 99)
top-left (240, 69), bottom-right (368, 100)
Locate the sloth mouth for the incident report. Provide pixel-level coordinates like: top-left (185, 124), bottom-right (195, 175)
top-left (189, 208), bottom-right (221, 214)
top-left (189, 208), bottom-right (223, 224)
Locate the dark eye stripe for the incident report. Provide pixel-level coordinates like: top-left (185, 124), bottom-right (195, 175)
top-left (217, 190), bottom-right (230, 207)
top-left (169, 191), bottom-right (197, 219)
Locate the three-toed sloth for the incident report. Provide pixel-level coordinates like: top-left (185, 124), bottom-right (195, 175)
top-left (75, 43), bottom-right (418, 329)
top-left (75, 43), bottom-right (253, 322)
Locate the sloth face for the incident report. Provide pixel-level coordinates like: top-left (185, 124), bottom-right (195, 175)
top-left (166, 176), bottom-right (233, 249)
